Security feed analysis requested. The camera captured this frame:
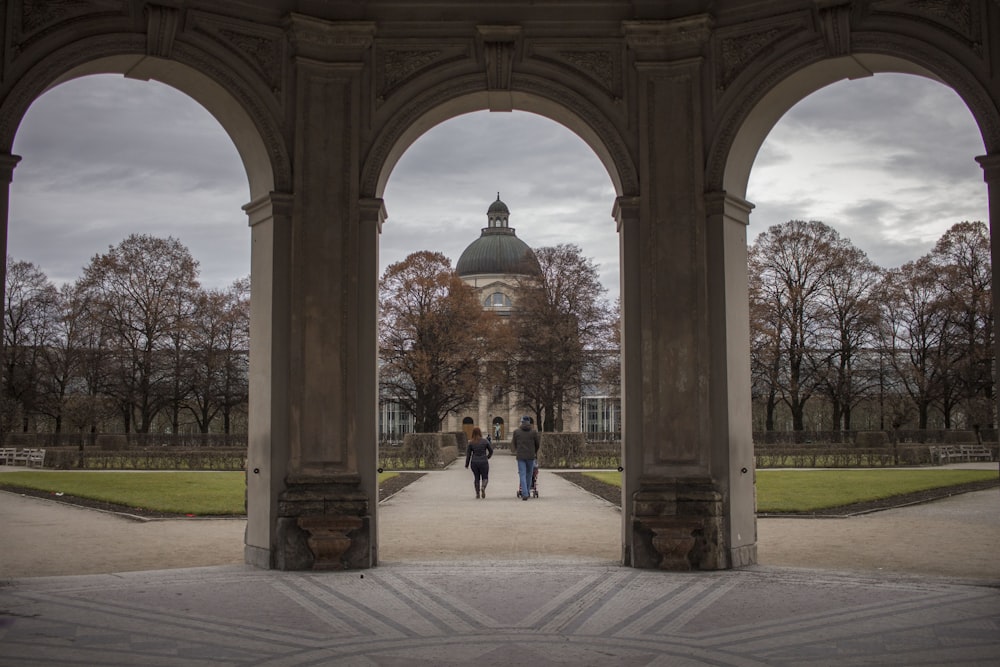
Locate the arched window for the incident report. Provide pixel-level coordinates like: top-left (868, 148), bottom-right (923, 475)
top-left (483, 292), bottom-right (512, 308)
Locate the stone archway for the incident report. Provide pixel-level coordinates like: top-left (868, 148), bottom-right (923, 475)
top-left (2, 1), bottom-right (998, 572)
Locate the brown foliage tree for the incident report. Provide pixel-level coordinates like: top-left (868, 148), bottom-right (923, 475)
top-left (378, 251), bottom-right (498, 433)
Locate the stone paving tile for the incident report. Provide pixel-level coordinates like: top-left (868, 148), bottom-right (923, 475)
top-left (1, 564), bottom-right (998, 666)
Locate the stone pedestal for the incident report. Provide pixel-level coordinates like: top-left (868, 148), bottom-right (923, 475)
top-left (631, 478), bottom-right (723, 570)
top-left (276, 474), bottom-right (372, 570)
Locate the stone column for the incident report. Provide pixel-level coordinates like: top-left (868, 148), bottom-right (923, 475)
top-left (705, 191), bottom-right (757, 568)
top-left (0, 154), bottom-right (21, 294)
top-left (273, 17), bottom-right (377, 570)
top-left (244, 192), bottom-right (293, 568)
top-left (976, 153), bottom-right (1000, 436)
top-left (622, 18), bottom-right (727, 570)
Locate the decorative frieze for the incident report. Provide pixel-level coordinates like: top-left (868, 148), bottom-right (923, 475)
top-left (374, 43), bottom-right (471, 104)
top-left (11, 0), bottom-right (127, 57)
top-left (527, 43), bottom-right (623, 100)
top-left (871, 0), bottom-right (974, 42)
top-left (185, 11), bottom-right (287, 97)
top-left (713, 17), bottom-right (804, 94)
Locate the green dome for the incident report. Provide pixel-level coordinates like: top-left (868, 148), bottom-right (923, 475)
top-left (456, 228), bottom-right (539, 277)
top-left (457, 194), bottom-right (538, 277)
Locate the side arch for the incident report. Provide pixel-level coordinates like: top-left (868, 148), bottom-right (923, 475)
top-left (361, 75), bottom-right (637, 201)
top-left (710, 35), bottom-right (1000, 199)
top-left (0, 36), bottom-right (289, 200)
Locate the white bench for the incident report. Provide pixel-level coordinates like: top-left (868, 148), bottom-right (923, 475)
top-left (9, 448), bottom-right (46, 467)
top-left (959, 444), bottom-right (994, 462)
top-left (0, 447), bottom-right (15, 464)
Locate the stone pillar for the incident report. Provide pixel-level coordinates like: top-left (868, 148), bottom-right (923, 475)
top-left (705, 191), bottom-right (757, 568)
top-left (622, 18), bottom-right (728, 570)
top-left (0, 154), bottom-right (21, 293)
top-left (244, 192), bottom-right (293, 568)
top-left (976, 153), bottom-right (1000, 437)
top-left (272, 17), bottom-right (378, 570)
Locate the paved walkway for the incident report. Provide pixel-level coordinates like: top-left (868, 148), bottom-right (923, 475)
top-left (1, 455), bottom-right (998, 665)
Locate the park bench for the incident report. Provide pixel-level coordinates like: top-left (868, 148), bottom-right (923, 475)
top-left (9, 448), bottom-right (46, 467)
top-left (0, 447), bottom-right (15, 465)
top-left (928, 445), bottom-right (960, 464)
top-left (930, 444), bottom-right (995, 463)
top-left (959, 444), bottom-right (994, 462)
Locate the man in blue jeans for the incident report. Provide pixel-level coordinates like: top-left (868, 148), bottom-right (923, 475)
top-left (511, 416), bottom-right (540, 500)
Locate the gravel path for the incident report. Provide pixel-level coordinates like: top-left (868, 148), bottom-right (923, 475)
top-left (2, 457), bottom-right (998, 582)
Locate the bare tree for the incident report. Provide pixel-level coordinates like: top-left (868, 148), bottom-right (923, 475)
top-left (930, 221), bottom-right (993, 430)
top-left (77, 234), bottom-right (200, 433)
top-left (510, 244), bottom-right (611, 432)
top-left (378, 251), bottom-right (498, 433)
top-left (877, 257), bottom-right (949, 429)
top-left (2, 258), bottom-right (58, 434)
top-left (816, 244), bottom-right (882, 431)
top-left (187, 278), bottom-right (249, 433)
top-left (748, 221), bottom-right (843, 432)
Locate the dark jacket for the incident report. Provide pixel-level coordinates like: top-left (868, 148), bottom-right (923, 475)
top-left (465, 437), bottom-right (493, 467)
top-left (511, 424), bottom-right (540, 460)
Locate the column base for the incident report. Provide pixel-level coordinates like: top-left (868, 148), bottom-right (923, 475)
top-left (631, 477), bottom-right (725, 570)
top-left (274, 473), bottom-right (373, 570)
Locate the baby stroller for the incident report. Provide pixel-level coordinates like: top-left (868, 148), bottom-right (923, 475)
top-left (516, 461), bottom-right (540, 499)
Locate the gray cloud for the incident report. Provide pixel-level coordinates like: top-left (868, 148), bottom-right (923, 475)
top-left (7, 71), bottom-right (986, 304)
top-left (748, 73), bottom-right (987, 271)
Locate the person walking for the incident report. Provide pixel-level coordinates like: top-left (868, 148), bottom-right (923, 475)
top-left (465, 427), bottom-right (493, 499)
top-left (511, 415), bottom-right (540, 501)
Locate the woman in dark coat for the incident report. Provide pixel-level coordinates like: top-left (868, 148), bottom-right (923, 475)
top-left (465, 427), bottom-right (494, 499)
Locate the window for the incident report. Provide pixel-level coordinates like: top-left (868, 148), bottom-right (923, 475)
top-left (483, 292), bottom-right (512, 308)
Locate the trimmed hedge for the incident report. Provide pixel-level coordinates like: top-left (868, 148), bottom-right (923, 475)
top-left (378, 433), bottom-right (458, 470)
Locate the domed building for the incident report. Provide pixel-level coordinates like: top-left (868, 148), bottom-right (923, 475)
top-left (379, 195), bottom-right (618, 444)
top-left (456, 194), bottom-right (539, 318)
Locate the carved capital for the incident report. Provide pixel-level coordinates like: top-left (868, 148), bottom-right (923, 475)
top-left (243, 191), bottom-right (294, 228)
top-left (359, 197), bottom-right (387, 233)
top-left (975, 153), bottom-right (1000, 184)
top-left (0, 154), bottom-right (22, 184)
top-left (612, 195), bottom-right (641, 233)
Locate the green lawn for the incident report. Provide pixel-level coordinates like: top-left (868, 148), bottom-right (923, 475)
top-left (582, 468), bottom-right (998, 512)
top-left (0, 471), bottom-right (399, 515)
top-left (1, 469), bottom-right (995, 515)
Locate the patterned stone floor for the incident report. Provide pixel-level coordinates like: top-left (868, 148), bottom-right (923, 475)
top-left (2, 563), bottom-right (998, 666)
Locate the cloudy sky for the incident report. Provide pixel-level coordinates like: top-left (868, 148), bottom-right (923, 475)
top-left (8, 72), bottom-right (989, 302)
